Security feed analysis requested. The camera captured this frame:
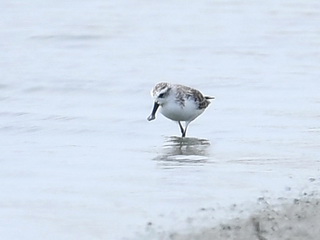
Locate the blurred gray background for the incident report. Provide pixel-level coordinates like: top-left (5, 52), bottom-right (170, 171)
top-left (1, 0), bottom-right (320, 239)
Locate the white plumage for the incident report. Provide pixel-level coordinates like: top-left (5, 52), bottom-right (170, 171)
top-left (147, 82), bottom-right (214, 137)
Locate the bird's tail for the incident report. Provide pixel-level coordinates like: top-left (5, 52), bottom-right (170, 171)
top-left (205, 96), bottom-right (215, 100)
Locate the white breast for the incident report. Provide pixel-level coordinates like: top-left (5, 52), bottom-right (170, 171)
top-left (160, 98), bottom-right (204, 122)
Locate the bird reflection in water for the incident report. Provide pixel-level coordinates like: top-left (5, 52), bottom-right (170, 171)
top-left (154, 136), bottom-right (211, 168)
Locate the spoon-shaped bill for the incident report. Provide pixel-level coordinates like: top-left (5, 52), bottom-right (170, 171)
top-left (147, 102), bottom-right (160, 121)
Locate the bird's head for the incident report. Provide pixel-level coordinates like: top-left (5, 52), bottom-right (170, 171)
top-left (151, 82), bottom-right (171, 105)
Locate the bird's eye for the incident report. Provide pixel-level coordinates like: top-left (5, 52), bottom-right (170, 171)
top-left (158, 93), bottom-right (165, 98)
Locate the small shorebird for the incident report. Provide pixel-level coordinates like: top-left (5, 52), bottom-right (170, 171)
top-left (147, 82), bottom-right (214, 137)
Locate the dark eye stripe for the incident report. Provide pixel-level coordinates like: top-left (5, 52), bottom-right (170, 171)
top-left (159, 93), bottom-right (165, 98)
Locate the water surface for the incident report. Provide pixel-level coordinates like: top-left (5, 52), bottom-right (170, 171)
top-left (1, 0), bottom-right (320, 239)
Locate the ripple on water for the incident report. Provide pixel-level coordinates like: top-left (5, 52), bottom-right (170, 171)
top-left (154, 136), bottom-right (212, 168)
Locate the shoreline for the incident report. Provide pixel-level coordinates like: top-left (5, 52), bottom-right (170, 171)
top-left (138, 190), bottom-right (320, 240)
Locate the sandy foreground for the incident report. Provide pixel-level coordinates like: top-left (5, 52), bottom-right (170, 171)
top-left (138, 190), bottom-right (320, 240)
top-left (173, 198), bottom-right (319, 240)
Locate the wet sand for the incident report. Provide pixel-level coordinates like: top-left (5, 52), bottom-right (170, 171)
top-left (139, 190), bottom-right (320, 240)
top-left (174, 197), bottom-right (319, 240)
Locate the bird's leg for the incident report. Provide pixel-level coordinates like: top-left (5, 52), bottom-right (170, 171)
top-left (178, 121), bottom-right (185, 137)
top-left (183, 121), bottom-right (190, 137)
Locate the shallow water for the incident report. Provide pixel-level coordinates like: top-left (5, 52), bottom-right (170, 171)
top-left (1, 0), bottom-right (320, 239)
